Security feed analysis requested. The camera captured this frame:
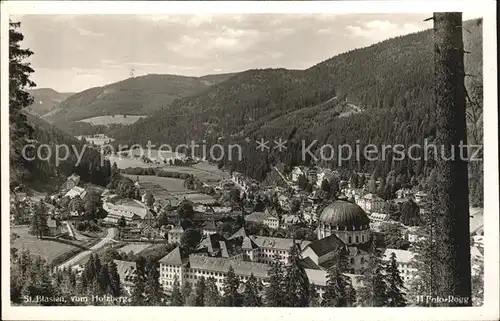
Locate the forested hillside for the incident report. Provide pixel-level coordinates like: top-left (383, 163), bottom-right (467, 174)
top-left (109, 19), bottom-right (482, 204)
top-left (19, 113), bottom-right (112, 189)
top-left (43, 72), bottom-right (236, 125)
top-left (25, 88), bottom-right (74, 116)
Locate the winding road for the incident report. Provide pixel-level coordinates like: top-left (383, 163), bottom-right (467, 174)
top-left (57, 227), bottom-right (117, 270)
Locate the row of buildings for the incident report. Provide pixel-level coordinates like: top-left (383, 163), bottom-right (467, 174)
top-left (157, 199), bottom-right (417, 299)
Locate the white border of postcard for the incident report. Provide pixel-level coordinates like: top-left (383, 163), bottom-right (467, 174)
top-left (1, 1), bottom-right (498, 321)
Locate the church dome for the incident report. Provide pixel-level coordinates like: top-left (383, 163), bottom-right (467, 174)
top-left (319, 200), bottom-right (370, 230)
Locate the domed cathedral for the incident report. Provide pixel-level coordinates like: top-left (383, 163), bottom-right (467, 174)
top-left (314, 198), bottom-right (372, 273)
top-left (317, 199), bottom-right (371, 244)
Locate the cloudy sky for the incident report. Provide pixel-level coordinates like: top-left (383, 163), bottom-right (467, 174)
top-left (13, 13), bottom-right (476, 93)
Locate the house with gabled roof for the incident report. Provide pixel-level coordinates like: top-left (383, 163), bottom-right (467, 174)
top-left (64, 186), bottom-right (86, 199)
top-left (46, 216), bottom-right (62, 237)
top-left (201, 220), bottom-right (218, 236)
top-left (357, 193), bottom-right (385, 213)
top-left (113, 259), bottom-right (137, 295)
top-left (167, 225), bottom-right (184, 244)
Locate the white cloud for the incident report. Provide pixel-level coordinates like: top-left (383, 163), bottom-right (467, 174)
top-left (276, 27), bottom-right (295, 36)
top-left (346, 20), bottom-right (424, 42)
top-left (75, 27), bottom-right (104, 37)
top-left (317, 27), bottom-right (335, 34)
top-left (187, 14), bottom-right (213, 27)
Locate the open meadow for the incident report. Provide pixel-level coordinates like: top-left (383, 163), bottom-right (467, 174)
top-left (123, 174), bottom-right (216, 204)
top-left (118, 243), bottom-right (153, 255)
top-left (11, 226), bottom-right (85, 264)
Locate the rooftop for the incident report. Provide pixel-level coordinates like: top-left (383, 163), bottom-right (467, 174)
top-left (159, 247), bottom-right (185, 266)
top-left (202, 220), bottom-right (218, 231)
top-left (114, 198), bottom-right (146, 209)
top-left (304, 233), bottom-right (345, 257)
top-left (113, 260), bottom-right (137, 283)
top-left (244, 212), bottom-right (269, 223)
top-left (64, 186), bottom-right (86, 198)
top-left (249, 235), bottom-right (311, 251)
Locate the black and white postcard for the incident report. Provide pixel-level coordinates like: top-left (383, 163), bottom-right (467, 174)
top-left (1, 1), bottom-right (498, 320)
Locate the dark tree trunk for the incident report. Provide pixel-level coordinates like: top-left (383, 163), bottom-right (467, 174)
top-left (432, 12), bottom-right (471, 305)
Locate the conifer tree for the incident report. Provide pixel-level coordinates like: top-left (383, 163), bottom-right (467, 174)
top-left (9, 20), bottom-right (35, 183)
top-left (130, 258), bottom-right (146, 306)
top-left (221, 266), bottom-right (242, 307)
top-left (93, 254), bottom-right (102, 275)
top-left (283, 244), bottom-right (310, 307)
top-left (308, 283), bottom-right (320, 307)
top-left (170, 275), bottom-right (184, 306)
top-left (88, 279), bottom-right (102, 303)
top-left (107, 260), bottom-right (122, 297)
top-left (432, 12), bottom-right (471, 305)
top-left (181, 280), bottom-right (193, 304)
top-left (265, 255), bottom-right (285, 307)
top-left (98, 263), bottom-right (111, 294)
top-left (406, 201), bottom-right (438, 306)
top-left (471, 263), bottom-right (484, 306)
top-left (30, 201), bottom-right (48, 239)
top-left (242, 273), bottom-right (262, 307)
top-left (385, 252), bottom-right (407, 307)
top-left (21, 256), bottom-right (56, 306)
top-left (358, 245), bottom-right (388, 307)
top-left (322, 248), bottom-right (356, 307)
top-left (203, 277), bottom-right (221, 306)
top-left (145, 260), bottom-right (163, 305)
top-left (82, 254), bottom-right (96, 289)
top-left (194, 277), bottom-right (206, 306)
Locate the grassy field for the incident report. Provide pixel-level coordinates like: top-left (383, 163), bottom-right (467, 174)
top-left (108, 150), bottom-right (228, 186)
top-left (79, 115), bottom-right (148, 126)
top-left (126, 174), bottom-right (186, 193)
top-left (107, 155), bottom-right (151, 169)
top-left (11, 226), bottom-right (85, 264)
top-left (159, 162), bottom-right (229, 185)
top-left (123, 174), bottom-right (215, 204)
top-left (119, 243), bottom-right (153, 255)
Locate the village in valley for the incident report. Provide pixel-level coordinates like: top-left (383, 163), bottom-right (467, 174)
top-left (8, 11), bottom-right (487, 310)
top-left (10, 144), bottom-right (485, 306)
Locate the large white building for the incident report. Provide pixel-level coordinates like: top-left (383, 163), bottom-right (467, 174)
top-left (64, 186), bottom-right (87, 199)
top-left (356, 193), bottom-right (385, 213)
top-left (382, 248), bottom-right (417, 283)
top-left (244, 211), bottom-right (280, 229)
top-left (103, 195), bottom-right (150, 224)
top-left (159, 199), bottom-right (377, 298)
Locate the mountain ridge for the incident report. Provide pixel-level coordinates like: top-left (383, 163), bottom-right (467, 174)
top-left (109, 19), bottom-right (482, 189)
top-left (25, 88), bottom-right (74, 117)
top-left (42, 72), bottom-right (237, 125)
